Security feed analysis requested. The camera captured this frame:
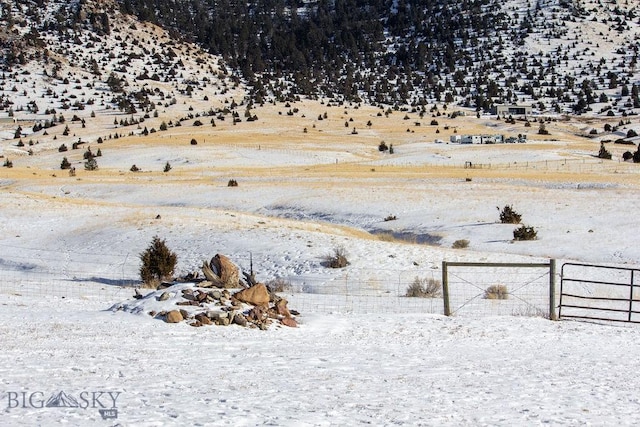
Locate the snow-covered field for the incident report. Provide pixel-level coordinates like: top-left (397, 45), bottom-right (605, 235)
top-left (3, 292), bottom-right (640, 426)
top-left (1, 92), bottom-right (640, 425)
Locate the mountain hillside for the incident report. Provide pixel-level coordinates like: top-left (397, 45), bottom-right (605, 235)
top-left (1, 0), bottom-right (640, 145)
top-left (117, 0), bottom-right (640, 113)
top-left (0, 0), bottom-right (243, 131)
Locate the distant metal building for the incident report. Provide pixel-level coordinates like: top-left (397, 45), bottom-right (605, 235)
top-left (494, 105), bottom-right (532, 116)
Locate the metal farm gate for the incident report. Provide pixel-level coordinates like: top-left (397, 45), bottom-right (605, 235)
top-left (559, 263), bottom-right (640, 323)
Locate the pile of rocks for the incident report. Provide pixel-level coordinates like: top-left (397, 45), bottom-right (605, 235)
top-left (147, 282), bottom-right (298, 329)
top-left (113, 253), bottom-right (299, 329)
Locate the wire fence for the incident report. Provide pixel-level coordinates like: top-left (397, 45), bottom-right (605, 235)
top-left (0, 246), bottom-right (448, 315)
top-left (278, 273), bottom-right (444, 315)
top-left (0, 247), bottom-right (559, 318)
top-left (227, 145), bottom-right (640, 175)
top-left (0, 247), bottom-right (137, 301)
top-left (442, 261), bottom-right (555, 318)
top-left (373, 157), bottom-right (640, 174)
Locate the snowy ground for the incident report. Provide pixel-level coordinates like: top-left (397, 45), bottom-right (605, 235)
top-left (1, 100), bottom-right (640, 425)
top-left (2, 292), bottom-right (640, 426)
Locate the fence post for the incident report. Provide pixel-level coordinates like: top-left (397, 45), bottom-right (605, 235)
top-left (549, 259), bottom-right (557, 320)
top-left (442, 261), bottom-right (451, 316)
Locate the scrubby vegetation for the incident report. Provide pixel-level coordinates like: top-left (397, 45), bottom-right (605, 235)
top-left (405, 277), bottom-right (441, 298)
top-left (60, 157), bottom-right (71, 170)
top-left (452, 239), bottom-right (470, 249)
top-left (139, 236), bottom-right (178, 287)
top-left (513, 225), bottom-right (537, 241)
top-left (324, 245), bottom-right (349, 268)
top-left (597, 142), bottom-right (612, 160)
top-left (498, 205), bottom-right (522, 224)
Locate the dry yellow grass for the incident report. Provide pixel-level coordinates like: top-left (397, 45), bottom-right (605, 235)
top-left (2, 99), bottom-right (638, 204)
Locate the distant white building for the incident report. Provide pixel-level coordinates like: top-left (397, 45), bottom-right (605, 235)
top-left (494, 105), bottom-right (532, 116)
top-left (460, 135), bottom-right (482, 144)
top-left (450, 134), bottom-right (504, 144)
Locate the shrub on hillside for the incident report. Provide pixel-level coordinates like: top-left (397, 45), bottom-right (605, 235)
top-left (84, 158), bottom-right (98, 171)
top-left (323, 245), bottom-right (349, 268)
top-left (139, 236), bottom-right (177, 288)
top-left (452, 239), bottom-right (470, 249)
top-left (598, 142), bottom-right (612, 159)
top-left (498, 205), bottom-right (522, 224)
top-left (538, 123), bottom-right (549, 135)
top-left (513, 225), bottom-right (537, 241)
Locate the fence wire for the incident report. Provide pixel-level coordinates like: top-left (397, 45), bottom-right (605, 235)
top-left (0, 247), bottom-right (446, 315)
top-left (0, 247), bottom-right (558, 318)
top-left (443, 263), bottom-right (553, 318)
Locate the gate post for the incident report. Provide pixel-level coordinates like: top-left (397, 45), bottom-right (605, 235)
top-left (549, 259), bottom-right (557, 320)
top-left (442, 261), bottom-right (451, 316)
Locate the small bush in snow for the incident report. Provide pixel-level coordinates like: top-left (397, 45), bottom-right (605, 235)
top-left (139, 236), bottom-right (177, 288)
top-left (513, 225), bottom-right (537, 241)
top-left (498, 205), bottom-right (522, 224)
top-left (323, 245), bottom-right (349, 268)
top-left (452, 239), bottom-right (470, 249)
top-left (405, 277), bottom-right (441, 298)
